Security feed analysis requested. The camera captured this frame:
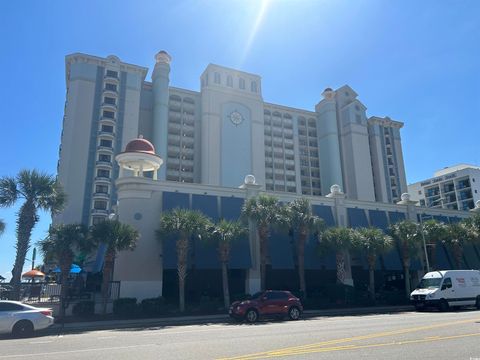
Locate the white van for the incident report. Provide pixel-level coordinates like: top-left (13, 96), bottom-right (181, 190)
top-left (410, 270), bottom-right (480, 311)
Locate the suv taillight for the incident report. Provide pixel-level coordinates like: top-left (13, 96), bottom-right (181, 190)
top-left (40, 310), bottom-right (52, 316)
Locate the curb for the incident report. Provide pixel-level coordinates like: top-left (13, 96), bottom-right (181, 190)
top-left (40, 305), bottom-right (414, 335)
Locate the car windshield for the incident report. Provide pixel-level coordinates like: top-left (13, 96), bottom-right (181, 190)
top-left (417, 278), bottom-right (442, 289)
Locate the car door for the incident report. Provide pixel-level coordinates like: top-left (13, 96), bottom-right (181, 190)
top-left (0, 303), bottom-right (20, 334)
top-left (440, 278), bottom-right (457, 305)
top-left (258, 292), bottom-right (276, 316)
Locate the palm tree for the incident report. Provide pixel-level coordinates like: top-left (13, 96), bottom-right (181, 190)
top-left (321, 227), bottom-right (358, 284)
top-left (388, 220), bottom-right (422, 298)
top-left (90, 219), bottom-right (139, 315)
top-left (463, 213), bottom-right (480, 244)
top-left (156, 209), bottom-right (212, 312)
top-left (421, 219), bottom-right (448, 270)
top-left (211, 219), bottom-right (247, 309)
top-left (39, 224), bottom-right (92, 318)
top-left (279, 198), bottom-right (325, 298)
top-left (0, 169), bottom-right (66, 299)
top-left (353, 227), bottom-right (393, 300)
top-left (241, 194), bottom-right (281, 291)
top-left (443, 222), bottom-right (470, 269)
top-left (0, 219), bottom-right (5, 236)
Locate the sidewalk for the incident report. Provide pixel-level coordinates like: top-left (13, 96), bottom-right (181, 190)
top-left (44, 305), bottom-right (414, 334)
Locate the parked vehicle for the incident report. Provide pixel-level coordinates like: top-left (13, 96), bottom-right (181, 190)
top-left (0, 300), bottom-right (54, 337)
top-left (410, 270), bottom-right (480, 311)
top-left (229, 290), bottom-right (303, 323)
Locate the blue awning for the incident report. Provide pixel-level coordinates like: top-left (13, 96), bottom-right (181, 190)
top-left (369, 210), bottom-right (401, 271)
top-left (269, 230), bottom-right (295, 269)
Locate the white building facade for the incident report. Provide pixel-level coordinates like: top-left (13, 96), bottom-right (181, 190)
top-left (56, 51), bottom-right (408, 228)
top-left (408, 164), bottom-right (480, 211)
top-left (54, 51), bottom-right (480, 301)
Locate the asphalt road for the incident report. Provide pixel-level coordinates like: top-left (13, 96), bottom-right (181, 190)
top-left (1, 309), bottom-right (480, 360)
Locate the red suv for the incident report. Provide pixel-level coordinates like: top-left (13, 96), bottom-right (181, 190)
top-left (229, 290), bottom-right (303, 323)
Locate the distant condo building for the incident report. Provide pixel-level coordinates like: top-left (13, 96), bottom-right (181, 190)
top-left (56, 51), bottom-right (408, 227)
top-left (408, 164), bottom-right (480, 211)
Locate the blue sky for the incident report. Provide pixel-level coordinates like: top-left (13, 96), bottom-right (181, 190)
top-left (0, 0), bottom-right (479, 280)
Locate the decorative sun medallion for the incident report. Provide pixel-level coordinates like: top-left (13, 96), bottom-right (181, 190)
top-left (229, 110), bottom-right (244, 126)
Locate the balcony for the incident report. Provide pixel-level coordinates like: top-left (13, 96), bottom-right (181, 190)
top-left (92, 208), bottom-right (109, 215)
top-left (95, 160), bottom-right (113, 168)
top-left (97, 145), bottom-right (114, 152)
top-left (93, 192), bottom-right (110, 199)
top-left (94, 176), bottom-right (111, 183)
top-left (98, 131), bottom-right (115, 138)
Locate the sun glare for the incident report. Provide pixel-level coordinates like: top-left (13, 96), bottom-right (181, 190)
top-left (240, 0), bottom-right (272, 65)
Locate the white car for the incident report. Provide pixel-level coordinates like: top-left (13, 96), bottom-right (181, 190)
top-left (0, 300), bottom-right (54, 337)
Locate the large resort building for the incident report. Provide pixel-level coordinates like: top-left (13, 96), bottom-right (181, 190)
top-left (55, 51), bottom-right (479, 301)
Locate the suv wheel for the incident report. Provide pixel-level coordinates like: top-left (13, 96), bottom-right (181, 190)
top-left (288, 306), bottom-right (301, 320)
top-left (245, 309), bottom-right (258, 323)
top-left (12, 320), bottom-right (34, 338)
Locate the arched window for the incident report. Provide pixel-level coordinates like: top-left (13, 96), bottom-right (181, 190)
top-left (227, 75), bottom-right (233, 87)
top-left (239, 78), bottom-right (245, 90)
top-left (251, 81), bottom-right (257, 93)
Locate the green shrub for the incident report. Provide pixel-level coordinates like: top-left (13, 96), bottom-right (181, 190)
top-left (113, 297), bottom-right (137, 317)
top-left (72, 301), bottom-right (95, 317)
top-left (140, 297), bottom-right (165, 317)
top-left (379, 289), bottom-right (408, 305)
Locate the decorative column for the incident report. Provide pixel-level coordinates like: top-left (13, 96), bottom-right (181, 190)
top-left (316, 89), bottom-right (344, 195)
top-left (152, 51), bottom-right (171, 180)
top-left (239, 175), bottom-right (262, 295)
top-left (326, 184), bottom-right (354, 287)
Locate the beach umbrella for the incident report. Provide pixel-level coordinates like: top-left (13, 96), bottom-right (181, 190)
top-left (52, 263), bottom-right (82, 274)
top-left (22, 269), bottom-right (45, 279)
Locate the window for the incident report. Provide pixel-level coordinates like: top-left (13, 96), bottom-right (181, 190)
top-left (97, 169), bottom-right (110, 178)
top-left (418, 190), bottom-right (422, 195)
top-left (104, 97), bottom-right (116, 105)
top-left (214, 72), bottom-right (221, 84)
top-left (101, 124), bottom-right (114, 133)
top-left (95, 184), bottom-right (109, 194)
top-left (227, 75), bottom-right (233, 87)
top-left (106, 70), bottom-right (118, 78)
top-left (105, 83), bottom-right (117, 91)
top-left (99, 139), bottom-right (112, 148)
top-left (94, 200), bottom-right (107, 210)
top-left (92, 216), bottom-right (105, 225)
top-left (442, 278), bottom-right (452, 289)
top-left (251, 81), bottom-right (257, 93)
top-left (239, 78), bottom-right (245, 89)
top-left (103, 110), bottom-right (115, 119)
top-left (0, 303), bottom-right (24, 311)
top-left (98, 154), bottom-right (111, 162)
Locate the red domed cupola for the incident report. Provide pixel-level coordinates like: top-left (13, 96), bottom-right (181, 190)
top-left (124, 135), bottom-right (155, 154)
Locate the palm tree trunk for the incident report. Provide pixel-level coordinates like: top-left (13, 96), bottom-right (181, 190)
top-left (453, 243), bottom-right (463, 269)
top-left (336, 251), bottom-right (345, 284)
top-left (403, 257), bottom-right (411, 299)
top-left (59, 254), bottom-right (73, 319)
top-left (177, 237), bottom-right (188, 312)
top-left (427, 243), bottom-right (436, 270)
top-left (221, 261), bottom-right (230, 309)
top-left (367, 254), bottom-right (376, 301)
top-left (11, 201), bottom-right (37, 300)
top-left (259, 226), bottom-right (269, 291)
top-left (297, 229), bottom-right (307, 298)
top-left (101, 249), bottom-right (115, 315)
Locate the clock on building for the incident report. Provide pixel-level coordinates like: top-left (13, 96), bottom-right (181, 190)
top-left (229, 110), bottom-right (244, 126)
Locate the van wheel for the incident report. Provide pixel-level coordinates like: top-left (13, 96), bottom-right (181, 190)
top-left (438, 299), bottom-right (449, 312)
top-left (476, 296), bottom-right (480, 310)
top-left (245, 309), bottom-right (258, 323)
top-left (12, 320), bottom-right (34, 338)
top-left (288, 306), bottom-right (301, 320)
